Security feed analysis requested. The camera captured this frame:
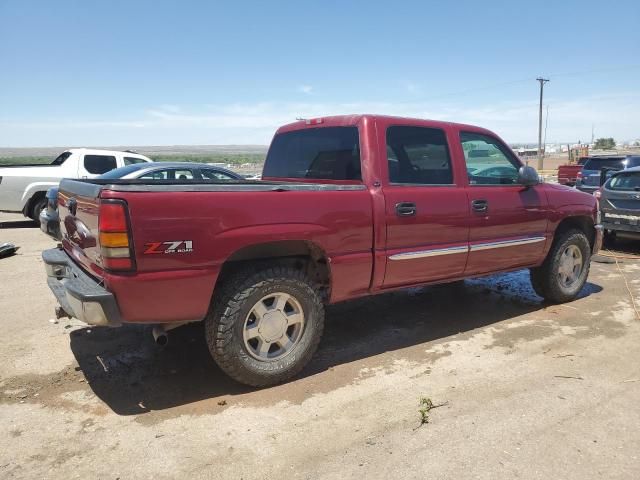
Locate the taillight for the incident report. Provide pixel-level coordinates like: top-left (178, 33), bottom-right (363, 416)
top-left (99, 200), bottom-right (134, 271)
top-left (594, 189), bottom-right (602, 200)
top-left (576, 171), bottom-right (583, 179)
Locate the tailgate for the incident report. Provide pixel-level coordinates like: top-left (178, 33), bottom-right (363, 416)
top-left (57, 179), bottom-right (104, 278)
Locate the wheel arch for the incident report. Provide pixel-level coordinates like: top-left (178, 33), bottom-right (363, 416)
top-left (553, 215), bottom-right (595, 249)
top-left (22, 190), bottom-right (47, 218)
top-left (215, 240), bottom-right (332, 302)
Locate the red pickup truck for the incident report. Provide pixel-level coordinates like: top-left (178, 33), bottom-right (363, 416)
top-left (43, 115), bottom-right (603, 386)
top-left (557, 157), bottom-right (588, 186)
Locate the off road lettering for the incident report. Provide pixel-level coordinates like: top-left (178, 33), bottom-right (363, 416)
top-left (144, 240), bottom-right (193, 254)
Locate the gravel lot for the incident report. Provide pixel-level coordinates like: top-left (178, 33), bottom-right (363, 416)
top-left (1, 211), bottom-right (639, 479)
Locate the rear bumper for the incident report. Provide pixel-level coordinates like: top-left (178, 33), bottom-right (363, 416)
top-left (43, 248), bottom-right (122, 327)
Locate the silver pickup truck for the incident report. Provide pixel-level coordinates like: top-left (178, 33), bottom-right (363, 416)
top-left (0, 148), bottom-right (151, 220)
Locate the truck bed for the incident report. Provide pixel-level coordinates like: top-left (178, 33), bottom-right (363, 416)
top-left (56, 177), bottom-right (374, 322)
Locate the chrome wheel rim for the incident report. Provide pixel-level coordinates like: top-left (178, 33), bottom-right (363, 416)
top-left (558, 244), bottom-right (583, 288)
top-left (243, 292), bottom-right (305, 361)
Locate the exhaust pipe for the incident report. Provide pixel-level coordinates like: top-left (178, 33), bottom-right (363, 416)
top-left (152, 326), bottom-right (169, 346)
top-left (151, 321), bottom-right (194, 347)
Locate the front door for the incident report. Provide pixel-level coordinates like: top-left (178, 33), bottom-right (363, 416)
top-left (382, 125), bottom-right (470, 288)
top-left (459, 131), bottom-right (549, 275)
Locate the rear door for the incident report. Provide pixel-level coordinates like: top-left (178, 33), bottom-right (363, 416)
top-left (381, 122), bottom-right (470, 288)
top-left (457, 130), bottom-right (549, 275)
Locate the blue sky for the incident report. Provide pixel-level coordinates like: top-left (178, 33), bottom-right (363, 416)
top-left (1, 0), bottom-right (638, 147)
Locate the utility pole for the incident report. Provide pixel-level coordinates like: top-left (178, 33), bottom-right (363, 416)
top-left (536, 77), bottom-right (549, 170)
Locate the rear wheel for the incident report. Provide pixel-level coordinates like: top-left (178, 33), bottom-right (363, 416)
top-left (29, 195), bottom-right (47, 222)
top-left (205, 264), bottom-right (325, 387)
top-left (529, 229), bottom-right (591, 303)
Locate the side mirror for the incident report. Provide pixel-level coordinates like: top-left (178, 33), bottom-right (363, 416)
top-left (517, 165), bottom-right (539, 187)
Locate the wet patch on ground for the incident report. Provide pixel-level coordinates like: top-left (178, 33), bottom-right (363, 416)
top-left (0, 268), bottom-right (617, 426)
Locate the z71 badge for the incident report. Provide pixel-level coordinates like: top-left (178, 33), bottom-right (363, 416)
top-left (144, 240), bottom-right (193, 254)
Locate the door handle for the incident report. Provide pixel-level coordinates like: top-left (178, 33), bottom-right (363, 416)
top-left (395, 202), bottom-right (417, 217)
top-left (471, 199), bottom-right (488, 212)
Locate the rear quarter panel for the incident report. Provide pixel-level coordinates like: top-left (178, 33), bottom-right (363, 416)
top-left (100, 188), bottom-right (374, 322)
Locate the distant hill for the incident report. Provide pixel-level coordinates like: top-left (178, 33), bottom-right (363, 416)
top-left (0, 145), bottom-right (268, 158)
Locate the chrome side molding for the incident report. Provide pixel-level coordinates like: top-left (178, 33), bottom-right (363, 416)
top-left (389, 236), bottom-right (546, 260)
top-left (469, 236), bottom-right (546, 252)
top-left (389, 245), bottom-right (468, 261)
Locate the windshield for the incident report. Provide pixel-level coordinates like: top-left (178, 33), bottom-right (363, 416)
top-left (263, 127), bottom-right (361, 180)
top-left (98, 164), bottom-right (146, 179)
top-left (607, 172), bottom-right (640, 191)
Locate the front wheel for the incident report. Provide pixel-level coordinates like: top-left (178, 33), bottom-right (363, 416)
top-left (205, 264), bottom-right (325, 387)
top-left (530, 229), bottom-right (591, 303)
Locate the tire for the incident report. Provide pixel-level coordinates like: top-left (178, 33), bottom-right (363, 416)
top-left (529, 229), bottom-right (591, 303)
top-left (30, 196), bottom-right (47, 222)
top-left (205, 264), bottom-right (325, 387)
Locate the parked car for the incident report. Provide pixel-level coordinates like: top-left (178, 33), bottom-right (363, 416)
top-left (598, 166), bottom-right (640, 241)
top-left (42, 115), bottom-right (602, 387)
top-left (557, 156), bottom-right (588, 187)
top-left (576, 155), bottom-right (640, 193)
top-left (40, 162), bottom-right (243, 240)
top-left (0, 149), bottom-right (151, 221)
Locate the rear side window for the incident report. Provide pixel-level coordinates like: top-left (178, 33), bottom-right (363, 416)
top-left (51, 151), bottom-right (72, 165)
top-left (263, 127), bottom-right (361, 180)
top-left (386, 126), bottom-right (453, 184)
top-left (138, 168), bottom-right (195, 180)
top-left (607, 173), bottom-right (640, 191)
top-left (84, 155), bottom-right (117, 174)
top-left (200, 169), bottom-right (237, 180)
top-left (124, 156), bottom-right (148, 165)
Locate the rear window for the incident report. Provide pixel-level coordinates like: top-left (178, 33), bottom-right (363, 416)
top-left (607, 172), bottom-right (640, 191)
top-left (99, 164), bottom-right (144, 179)
top-left (124, 156), bottom-right (148, 165)
top-left (583, 157), bottom-right (626, 171)
top-left (84, 155), bottom-right (117, 174)
top-left (263, 127), bottom-right (361, 180)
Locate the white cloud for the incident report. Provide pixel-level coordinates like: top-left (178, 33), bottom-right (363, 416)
top-left (1, 93), bottom-right (638, 147)
top-left (297, 85), bottom-right (313, 95)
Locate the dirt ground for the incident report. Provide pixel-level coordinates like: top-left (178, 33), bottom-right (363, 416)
top-left (1, 212), bottom-right (639, 480)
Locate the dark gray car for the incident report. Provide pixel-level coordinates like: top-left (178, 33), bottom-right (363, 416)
top-left (599, 166), bottom-right (640, 238)
top-left (577, 155), bottom-right (640, 193)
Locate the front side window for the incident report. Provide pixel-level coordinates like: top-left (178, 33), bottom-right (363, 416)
top-left (263, 127), bottom-right (361, 180)
top-left (461, 132), bottom-right (519, 185)
top-left (84, 155), bottom-right (117, 174)
top-left (386, 126), bottom-right (453, 184)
